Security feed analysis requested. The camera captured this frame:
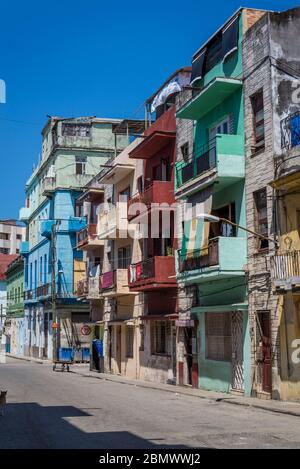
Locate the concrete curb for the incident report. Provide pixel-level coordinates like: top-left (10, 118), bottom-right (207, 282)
top-left (71, 368), bottom-right (300, 418)
top-left (6, 355), bottom-right (300, 418)
top-left (6, 353), bottom-right (51, 365)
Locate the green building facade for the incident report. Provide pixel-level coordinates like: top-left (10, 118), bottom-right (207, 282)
top-left (175, 9), bottom-right (253, 395)
top-left (7, 256), bottom-right (24, 318)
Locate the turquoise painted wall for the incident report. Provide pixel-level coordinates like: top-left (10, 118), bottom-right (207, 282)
top-left (197, 309), bottom-right (251, 395)
top-left (194, 89), bottom-right (244, 154)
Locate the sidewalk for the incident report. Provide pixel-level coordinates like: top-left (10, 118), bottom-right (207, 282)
top-left (7, 353), bottom-right (300, 417)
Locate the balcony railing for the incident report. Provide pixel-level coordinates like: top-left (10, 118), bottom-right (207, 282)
top-left (271, 250), bottom-right (300, 290)
top-left (128, 180), bottom-right (174, 220)
top-left (36, 283), bottom-right (50, 298)
top-left (75, 279), bottom-right (88, 297)
top-left (281, 111), bottom-right (300, 150)
top-left (24, 290), bottom-right (33, 300)
top-left (128, 256), bottom-right (176, 289)
top-left (178, 238), bottom-right (219, 273)
top-left (176, 139), bottom-right (217, 187)
top-left (76, 224), bottom-right (97, 247)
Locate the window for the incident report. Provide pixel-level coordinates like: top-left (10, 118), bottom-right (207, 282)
top-left (40, 256), bottom-right (43, 283)
top-left (0, 233), bottom-right (9, 240)
top-left (151, 320), bottom-right (171, 355)
top-left (118, 246), bottom-right (131, 269)
top-left (139, 324), bottom-right (145, 351)
top-left (75, 156), bottom-right (87, 175)
top-left (44, 254), bottom-right (47, 284)
top-left (29, 262), bottom-right (33, 290)
top-left (205, 312), bottom-right (231, 361)
top-left (251, 91), bottom-right (265, 154)
top-left (16, 234), bottom-right (22, 240)
top-left (209, 116), bottom-right (231, 140)
top-left (254, 188), bottom-right (269, 250)
top-left (62, 123), bottom-right (91, 137)
top-left (137, 176), bottom-right (144, 194)
top-left (181, 142), bottom-right (189, 160)
top-left (0, 248), bottom-right (9, 254)
top-left (118, 187), bottom-right (131, 202)
top-left (75, 202), bottom-right (83, 218)
top-left (126, 326), bottom-right (134, 358)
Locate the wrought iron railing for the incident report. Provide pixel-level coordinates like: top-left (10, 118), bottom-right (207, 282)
top-left (75, 279), bottom-right (88, 296)
top-left (76, 224), bottom-right (97, 246)
top-left (129, 258), bottom-right (155, 283)
top-left (178, 238), bottom-right (219, 273)
top-left (176, 139), bottom-right (217, 187)
top-left (36, 284), bottom-right (50, 297)
top-left (281, 111), bottom-right (300, 150)
top-left (270, 250), bottom-right (300, 280)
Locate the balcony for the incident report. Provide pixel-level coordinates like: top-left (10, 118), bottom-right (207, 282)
top-left (175, 134), bottom-right (244, 196)
top-left (68, 217), bottom-right (86, 232)
top-left (177, 236), bottom-right (247, 283)
top-left (128, 180), bottom-right (175, 220)
top-left (19, 207), bottom-right (31, 222)
top-left (75, 279), bottom-right (88, 297)
top-left (24, 290), bottom-right (34, 301)
top-left (41, 220), bottom-right (56, 238)
top-left (129, 105), bottom-right (176, 160)
top-left (272, 112), bottom-right (300, 190)
top-left (128, 256), bottom-right (176, 291)
top-left (41, 174), bottom-right (95, 194)
top-left (87, 276), bottom-right (102, 299)
top-left (101, 269), bottom-right (133, 297)
top-left (271, 250), bottom-right (300, 292)
top-left (36, 283), bottom-right (50, 298)
top-left (176, 77), bottom-right (242, 120)
top-left (97, 206), bottom-right (127, 239)
top-left (19, 241), bottom-right (29, 256)
top-left (76, 224), bottom-right (104, 250)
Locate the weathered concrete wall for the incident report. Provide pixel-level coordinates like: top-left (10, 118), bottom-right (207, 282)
top-left (243, 12), bottom-right (281, 398)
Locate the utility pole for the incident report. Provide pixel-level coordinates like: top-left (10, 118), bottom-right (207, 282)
top-left (51, 221), bottom-right (59, 361)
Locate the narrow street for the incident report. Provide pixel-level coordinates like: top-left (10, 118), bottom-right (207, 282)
top-left (0, 358), bottom-right (300, 449)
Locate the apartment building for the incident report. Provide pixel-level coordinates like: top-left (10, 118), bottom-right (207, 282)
top-left (127, 69), bottom-right (191, 384)
top-left (243, 7), bottom-right (300, 401)
top-left (19, 116), bottom-right (128, 359)
top-left (76, 124), bottom-right (145, 378)
top-left (0, 219), bottom-right (25, 254)
top-left (175, 8), bottom-right (266, 394)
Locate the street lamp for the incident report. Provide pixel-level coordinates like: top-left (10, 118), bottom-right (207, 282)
top-left (196, 213), bottom-right (277, 246)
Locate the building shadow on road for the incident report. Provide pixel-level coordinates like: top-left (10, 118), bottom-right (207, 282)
top-left (0, 403), bottom-right (206, 449)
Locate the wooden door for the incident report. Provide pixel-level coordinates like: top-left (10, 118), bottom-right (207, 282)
top-left (258, 311), bottom-right (272, 393)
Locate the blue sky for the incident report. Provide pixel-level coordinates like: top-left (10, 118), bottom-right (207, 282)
top-left (0, 0), bottom-right (297, 218)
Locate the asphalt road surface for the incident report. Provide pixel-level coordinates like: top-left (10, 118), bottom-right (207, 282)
top-left (0, 357), bottom-right (300, 449)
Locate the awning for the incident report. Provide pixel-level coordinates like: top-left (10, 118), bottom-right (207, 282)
top-left (99, 164), bottom-right (135, 185)
top-left (140, 314), bottom-right (178, 321)
top-left (129, 131), bottom-right (176, 159)
top-left (177, 77), bottom-right (242, 120)
top-left (191, 303), bottom-right (248, 314)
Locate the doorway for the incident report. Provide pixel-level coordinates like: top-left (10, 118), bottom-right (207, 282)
top-left (231, 311), bottom-right (244, 392)
top-left (116, 325), bottom-right (122, 374)
top-left (257, 311), bottom-right (272, 393)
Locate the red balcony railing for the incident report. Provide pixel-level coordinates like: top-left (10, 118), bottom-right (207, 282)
top-left (76, 224), bottom-right (97, 248)
top-left (128, 180), bottom-right (174, 220)
top-left (128, 256), bottom-right (176, 290)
